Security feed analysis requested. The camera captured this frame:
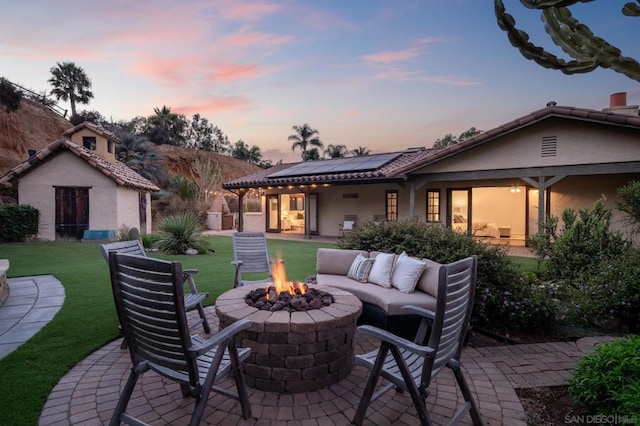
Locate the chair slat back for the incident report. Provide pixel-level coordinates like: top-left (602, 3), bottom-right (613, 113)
top-left (232, 232), bottom-right (271, 274)
top-left (100, 240), bottom-right (146, 263)
top-left (424, 255), bottom-right (477, 381)
top-left (109, 253), bottom-right (195, 380)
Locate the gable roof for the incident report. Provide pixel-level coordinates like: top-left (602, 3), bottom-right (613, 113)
top-left (0, 139), bottom-right (160, 191)
top-left (223, 104), bottom-right (640, 190)
top-left (62, 121), bottom-right (121, 143)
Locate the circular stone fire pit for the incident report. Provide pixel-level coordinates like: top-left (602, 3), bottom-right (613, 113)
top-left (216, 284), bottom-right (362, 393)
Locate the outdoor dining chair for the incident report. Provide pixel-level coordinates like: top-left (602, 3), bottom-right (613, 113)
top-left (107, 252), bottom-right (252, 426)
top-left (231, 232), bottom-right (272, 288)
top-left (338, 214), bottom-right (357, 236)
top-left (353, 255), bottom-right (483, 426)
top-left (100, 239), bottom-right (211, 334)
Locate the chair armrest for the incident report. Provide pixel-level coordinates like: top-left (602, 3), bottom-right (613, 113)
top-left (401, 305), bottom-right (435, 320)
top-left (231, 261), bottom-right (243, 267)
top-left (188, 319), bottom-right (252, 357)
top-left (183, 268), bottom-right (199, 276)
top-left (357, 325), bottom-right (434, 357)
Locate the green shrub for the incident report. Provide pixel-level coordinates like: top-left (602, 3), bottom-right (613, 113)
top-left (0, 77), bottom-right (22, 113)
top-left (156, 213), bottom-right (208, 254)
top-left (577, 247), bottom-right (640, 333)
top-left (140, 233), bottom-right (161, 249)
top-left (338, 219), bottom-right (558, 332)
top-left (545, 200), bottom-right (630, 284)
top-left (616, 180), bottom-right (640, 238)
top-left (569, 335), bottom-right (640, 417)
top-left (0, 204), bottom-right (39, 242)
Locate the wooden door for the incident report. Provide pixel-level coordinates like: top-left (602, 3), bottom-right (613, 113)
top-left (138, 192), bottom-right (147, 233)
top-left (55, 187), bottom-right (89, 240)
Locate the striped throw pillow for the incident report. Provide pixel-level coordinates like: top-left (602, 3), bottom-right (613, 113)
top-left (347, 254), bottom-right (374, 283)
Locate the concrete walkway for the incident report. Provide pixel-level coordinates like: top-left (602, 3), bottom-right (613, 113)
top-left (0, 275), bottom-right (65, 359)
top-left (39, 307), bottom-right (613, 426)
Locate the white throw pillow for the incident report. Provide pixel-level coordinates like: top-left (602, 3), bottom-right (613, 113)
top-left (367, 253), bottom-right (396, 288)
top-left (343, 220), bottom-right (354, 231)
top-left (391, 252), bottom-right (427, 293)
top-left (347, 254), bottom-right (374, 283)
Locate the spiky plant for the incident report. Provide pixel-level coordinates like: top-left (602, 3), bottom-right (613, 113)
top-left (156, 212), bottom-right (208, 254)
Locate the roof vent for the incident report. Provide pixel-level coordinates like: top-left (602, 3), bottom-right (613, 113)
top-left (541, 136), bottom-right (557, 157)
top-left (546, 101), bottom-right (557, 107)
top-left (404, 147), bottom-right (425, 153)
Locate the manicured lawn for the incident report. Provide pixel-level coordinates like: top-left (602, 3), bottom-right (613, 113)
top-left (0, 238), bottom-right (536, 425)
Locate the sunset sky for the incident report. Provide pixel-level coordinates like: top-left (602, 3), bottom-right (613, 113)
top-left (1, 1), bottom-right (638, 163)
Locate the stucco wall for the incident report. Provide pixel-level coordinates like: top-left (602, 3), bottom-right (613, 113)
top-left (17, 152), bottom-right (148, 240)
top-left (68, 128), bottom-right (115, 163)
top-left (414, 119), bottom-right (640, 174)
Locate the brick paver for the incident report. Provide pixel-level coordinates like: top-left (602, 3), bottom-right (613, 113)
top-left (39, 307), bottom-right (615, 425)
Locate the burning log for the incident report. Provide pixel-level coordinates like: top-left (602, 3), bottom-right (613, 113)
top-left (245, 284), bottom-right (335, 312)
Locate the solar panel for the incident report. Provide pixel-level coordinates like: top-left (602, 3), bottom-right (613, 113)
top-left (267, 152), bottom-right (401, 178)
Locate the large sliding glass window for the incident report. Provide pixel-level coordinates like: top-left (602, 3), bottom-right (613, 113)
top-left (426, 190), bottom-right (440, 222)
top-left (385, 190), bottom-right (398, 221)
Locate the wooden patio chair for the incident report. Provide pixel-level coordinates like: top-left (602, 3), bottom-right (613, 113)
top-left (353, 255), bottom-right (483, 426)
top-left (100, 240), bottom-right (211, 334)
top-left (231, 232), bottom-right (272, 288)
top-left (107, 252), bottom-right (252, 426)
top-left (338, 214), bottom-right (357, 236)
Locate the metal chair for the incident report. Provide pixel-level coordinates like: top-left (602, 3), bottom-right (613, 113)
top-left (353, 255), bottom-right (483, 426)
top-left (231, 232), bottom-right (272, 288)
top-left (338, 214), bottom-right (357, 236)
top-left (107, 252), bottom-right (252, 426)
top-left (100, 240), bottom-right (211, 333)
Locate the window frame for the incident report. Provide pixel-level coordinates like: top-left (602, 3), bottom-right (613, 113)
top-left (426, 189), bottom-right (440, 222)
top-left (385, 190), bottom-right (398, 221)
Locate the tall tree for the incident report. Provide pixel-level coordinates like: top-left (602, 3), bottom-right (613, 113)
top-left (114, 131), bottom-right (166, 184)
top-left (495, 0), bottom-right (640, 82)
top-left (231, 139), bottom-right (262, 164)
top-left (324, 144), bottom-right (347, 159)
top-left (351, 146), bottom-right (371, 156)
top-left (145, 106), bottom-right (187, 146)
top-left (433, 127), bottom-right (482, 148)
top-left (288, 123), bottom-right (323, 161)
top-left (47, 62), bottom-right (93, 118)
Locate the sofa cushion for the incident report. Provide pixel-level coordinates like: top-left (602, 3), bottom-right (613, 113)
top-left (317, 274), bottom-right (437, 316)
top-left (347, 254), bottom-right (374, 283)
top-left (391, 252), bottom-right (426, 293)
top-left (416, 259), bottom-right (442, 297)
top-left (316, 248), bottom-right (368, 275)
top-left (367, 252), bottom-right (396, 288)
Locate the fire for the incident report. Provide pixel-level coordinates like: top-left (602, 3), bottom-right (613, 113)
top-left (270, 258), bottom-right (306, 296)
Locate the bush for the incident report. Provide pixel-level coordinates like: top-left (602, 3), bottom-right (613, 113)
top-left (533, 199), bottom-right (630, 284)
top-left (337, 219), bottom-right (558, 332)
top-left (577, 247), bottom-right (640, 333)
top-left (0, 204), bottom-right (39, 242)
top-left (0, 78), bottom-right (22, 113)
top-left (156, 213), bottom-right (208, 254)
top-left (616, 180), bottom-right (640, 238)
top-left (569, 335), bottom-right (640, 417)
top-left (140, 233), bottom-right (161, 249)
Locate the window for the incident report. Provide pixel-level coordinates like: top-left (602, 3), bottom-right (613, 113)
top-left (289, 195), bottom-right (304, 211)
top-left (107, 140), bottom-right (113, 153)
top-left (83, 136), bottom-right (96, 151)
top-left (426, 190), bottom-right (440, 222)
top-left (385, 190), bottom-right (398, 221)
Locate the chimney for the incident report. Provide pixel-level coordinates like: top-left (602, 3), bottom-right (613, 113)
top-left (603, 92), bottom-right (639, 116)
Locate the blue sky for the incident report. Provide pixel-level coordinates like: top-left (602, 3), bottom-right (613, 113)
top-left (1, 1), bottom-right (638, 162)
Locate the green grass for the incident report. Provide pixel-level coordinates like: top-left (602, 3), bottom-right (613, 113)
top-left (0, 236), bottom-right (334, 426)
top-left (0, 238), bottom-right (536, 425)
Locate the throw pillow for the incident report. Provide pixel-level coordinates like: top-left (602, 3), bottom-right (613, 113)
top-left (347, 254), bottom-right (374, 283)
top-left (416, 259), bottom-right (442, 297)
top-left (391, 252), bottom-right (427, 293)
top-left (343, 220), bottom-right (354, 231)
top-left (368, 253), bottom-right (396, 288)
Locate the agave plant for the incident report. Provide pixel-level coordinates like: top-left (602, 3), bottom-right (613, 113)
top-left (156, 213), bottom-right (208, 254)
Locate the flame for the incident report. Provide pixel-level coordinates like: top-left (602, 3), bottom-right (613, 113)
top-left (270, 258), bottom-right (305, 295)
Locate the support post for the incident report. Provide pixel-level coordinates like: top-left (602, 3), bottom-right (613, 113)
top-left (237, 190), bottom-right (245, 232)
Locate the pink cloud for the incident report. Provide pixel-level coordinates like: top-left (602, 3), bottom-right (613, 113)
top-left (361, 48), bottom-right (422, 64)
top-left (224, 27), bottom-right (293, 47)
top-left (173, 96), bottom-right (252, 116)
top-left (207, 62), bottom-right (268, 82)
top-left (216, 2), bottom-right (282, 21)
top-left (343, 110), bottom-right (362, 116)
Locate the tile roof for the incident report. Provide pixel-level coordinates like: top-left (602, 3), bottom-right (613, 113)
top-left (0, 139), bottom-right (160, 191)
top-left (62, 121), bottom-right (121, 143)
top-left (222, 149), bottom-right (435, 189)
top-left (224, 104), bottom-right (640, 189)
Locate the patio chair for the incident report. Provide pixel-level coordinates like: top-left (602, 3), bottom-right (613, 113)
top-left (338, 214), bottom-right (357, 236)
top-left (107, 252), bottom-right (252, 426)
top-left (99, 240), bottom-right (211, 334)
top-left (231, 232), bottom-right (272, 288)
top-left (353, 255), bottom-right (483, 426)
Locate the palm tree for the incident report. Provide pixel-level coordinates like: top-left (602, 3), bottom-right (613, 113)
top-left (145, 106), bottom-right (188, 146)
top-left (288, 123), bottom-right (323, 161)
top-left (351, 146), bottom-right (371, 156)
top-left (115, 131), bottom-right (166, 184)
top-left (48, 62), bottom-right (93, 119)
top-left (231, 139), bottom-right (262, 164)
top-left (324, 144), bottom-right (347, 159)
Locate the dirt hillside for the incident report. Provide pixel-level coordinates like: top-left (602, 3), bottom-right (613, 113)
top-left (0, 99), bottom-right (260, 182)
